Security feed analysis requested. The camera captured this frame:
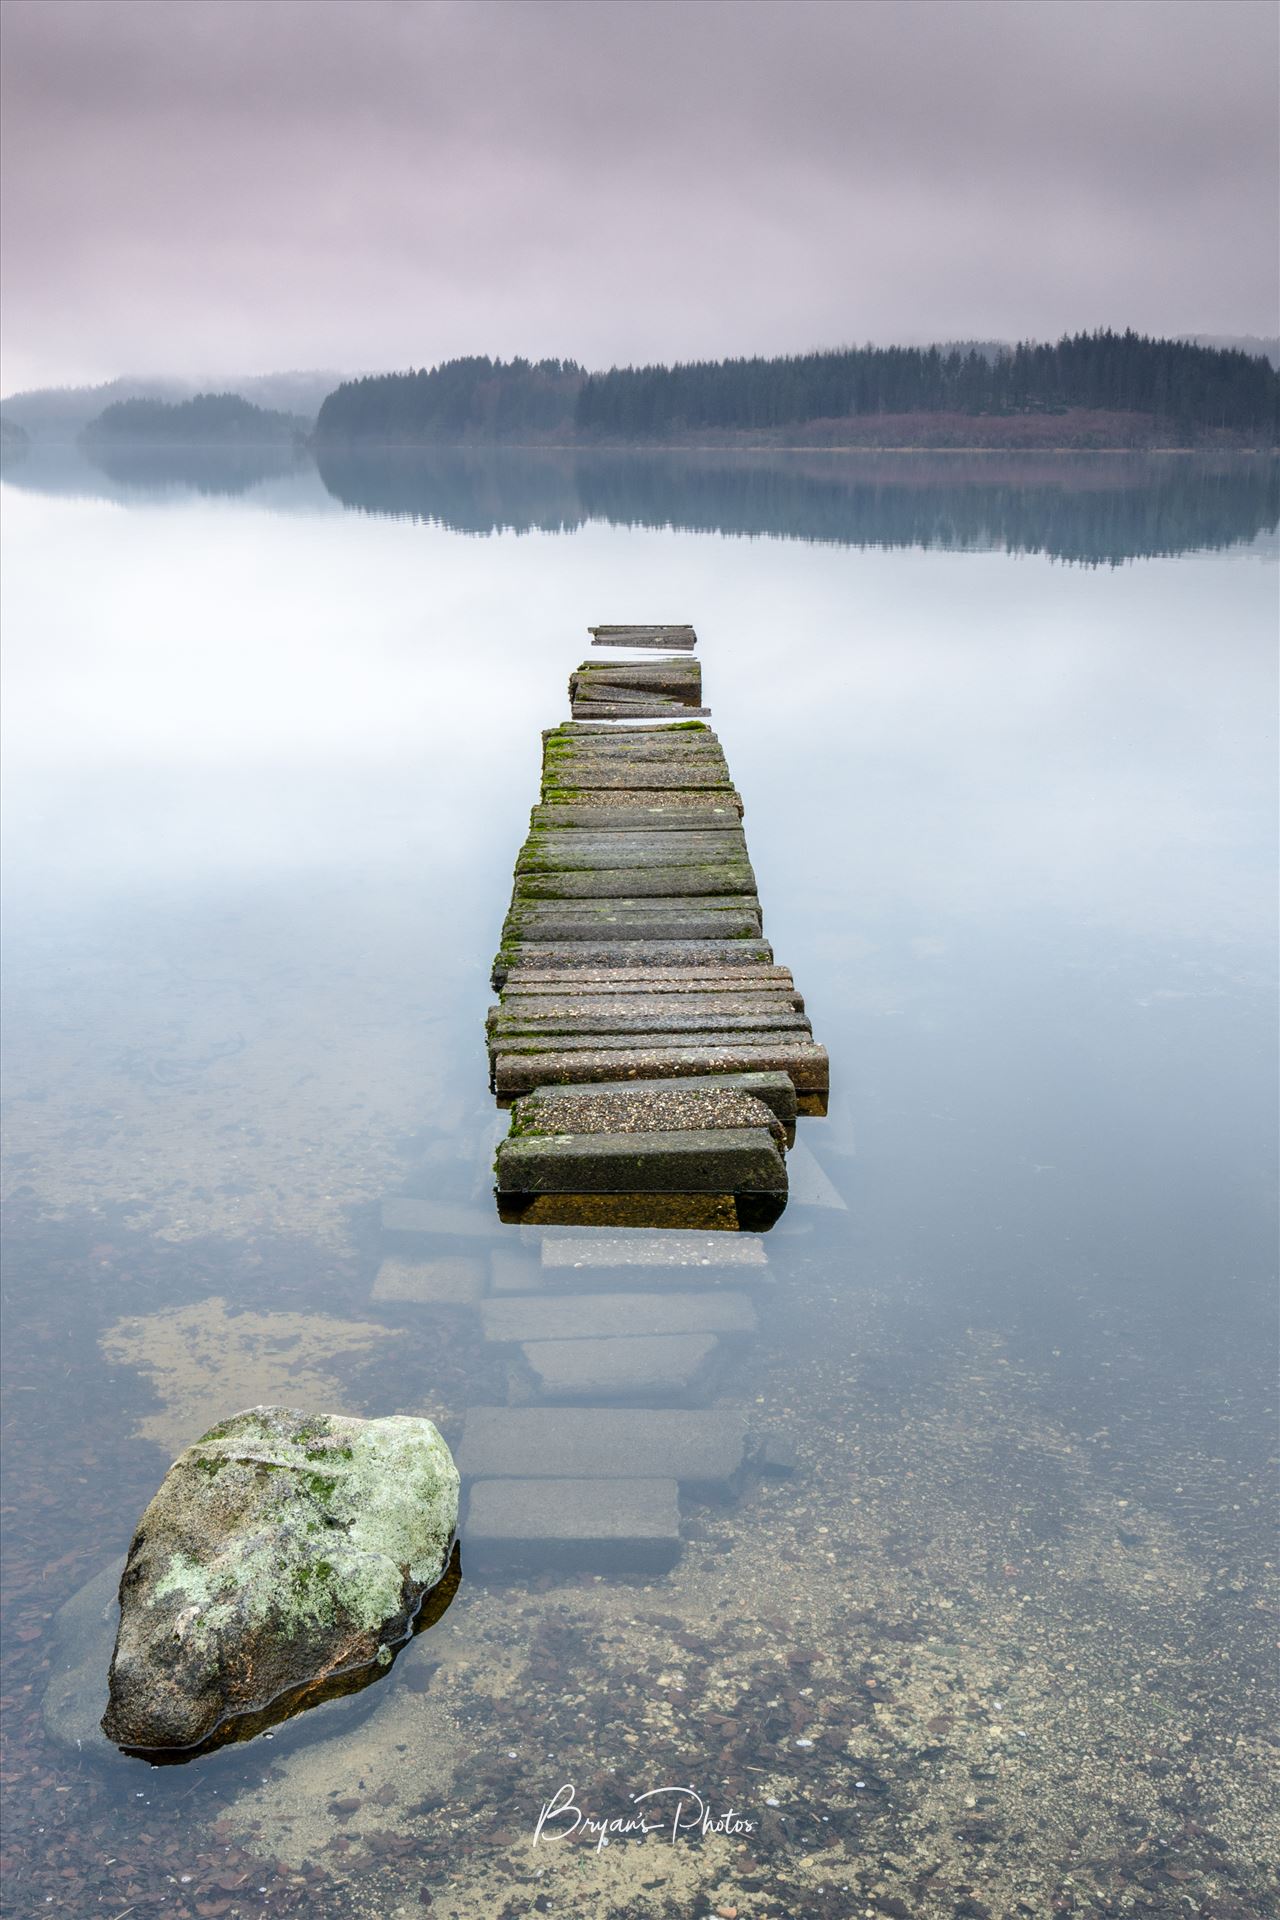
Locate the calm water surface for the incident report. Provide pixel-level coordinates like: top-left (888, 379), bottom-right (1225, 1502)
top-left (1, 450), bottom-right (1276, 1919)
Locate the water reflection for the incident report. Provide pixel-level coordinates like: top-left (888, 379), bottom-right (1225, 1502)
top-left (1, 453), bottom-right (1275, 1917)
top-left (5, 437), bottom-right (1277, 562)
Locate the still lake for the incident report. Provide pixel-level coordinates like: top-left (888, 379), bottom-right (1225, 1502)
top-left (1, 447), bottom-right (1277, 1919)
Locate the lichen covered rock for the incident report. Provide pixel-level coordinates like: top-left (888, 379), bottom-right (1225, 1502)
top-left (102, 1406), bottom-right (459, 1753)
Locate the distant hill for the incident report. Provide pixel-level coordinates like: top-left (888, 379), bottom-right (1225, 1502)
top-left (0, 413), bottom-right (30, 453)
top-left (2, 369), bottom-right (342, 439)
top-left (82, 392), bottom-right (305, 444)
top-left (316, 333), bottom-right (1278, 448)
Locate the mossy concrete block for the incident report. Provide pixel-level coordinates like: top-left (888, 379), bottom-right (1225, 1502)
top-left (513, 864), bottom-right (756, 900)
top-left (530, 803), bottom-right (744, 830)
top-left (506, 1084), bottom-right (787, 1145)
top-left (465, 1478), bottom-right (682, 1574)
top-left (492, 939), bottom-right (774, 987)
top-left (372, 1255), bottom-right (485, 1306)
top-left (481, 1290), bottom-right (757, 1343)
top-left (520, 1069), bottom-right (798, 1128)
top-left (495, 1125), bottom-right (787, 1195)
top-left (102, 1407), bottom-right (459, 1754)
top-left (491, 1010), bottom-right (809, 1045)
top-left (494, 1040), bottom-right (828, 1095)
top-left (495, 990), bottom-right (802, 1023)
top-left (588, 623), bottom-right (697, 648)
top-left (516, 1332), bottom-right (722, 1405)
top-left (457, 1407), bottom-right (749, 1498)
top-left (501, 966), bottom-right (795, 995)
top-left (518, 833), bottom-right (749, 871)
top-left (543, 762), bottom-right (732, 791)
top-left (502, 909), bottom-right (764, 943)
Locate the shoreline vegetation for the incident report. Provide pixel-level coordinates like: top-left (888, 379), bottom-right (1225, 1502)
top-left (311, 333), bottom-right (1279, 451)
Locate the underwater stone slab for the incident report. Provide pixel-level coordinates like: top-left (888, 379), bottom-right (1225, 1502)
top-left (521, 1069), bottom-right (798, 1128)
top-left (489, 1247), bottom-right (543, 1294)
top-left (458, 1407), bottom-right (749, 1498)
top-left (481, 1290), bottom-right (757, 1343)
top-left (381, 1197), bottom-right (496, 1240)
top-left (516, 1332), bottom-right (722, 1404)
top-left (465, 1478), bottom-right (682, 1574)
top-left (495, 1125), bottom-right (787, 1195)
top-left (494, 1039), bottom-right (828, 1095)
top-left (373, 1255), bottom-right (486, 1306)
top-left (102, 1407), bottom-right (459, 1754)
top-left (539, 1230), bottom-right (768, 1272)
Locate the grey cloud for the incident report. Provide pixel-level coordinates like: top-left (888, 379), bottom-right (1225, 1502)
top-left (1, 0), bottom-right (1276, 390)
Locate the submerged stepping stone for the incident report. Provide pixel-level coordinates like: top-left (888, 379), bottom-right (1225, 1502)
top-left (382, 1198), bottom-right (496, 1239)
top-left (490, 1247), bottom-right (542, 1294)
top-left (457, 1407), bottom-right (749, 1498)
top-left (523, 1069), bottom-right (798, 1128)
top-left (539, 1230), bottom-right (768, 1271)
top-left (493, 1039), bottom-right (829, 1095)
top-left (465, 1478), bottom-right (682, 1573)
top-left (589, 624), bottom-right (697, 649)
top-left (495, 1125), bottom-right (787, 1194)
top-left (373, 1254), bottom-right (485, 1306)
top-left (515, 1332), bottom-right (723, 1405)
top-left (480, 1290), bottom-right (758, 1342)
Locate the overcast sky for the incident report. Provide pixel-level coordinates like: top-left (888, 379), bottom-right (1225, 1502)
top-left (1, 0), bottom-right (1276, 393)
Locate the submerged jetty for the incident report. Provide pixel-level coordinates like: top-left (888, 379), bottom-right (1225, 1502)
top-left (488, 624), bottom-right (828, 1229)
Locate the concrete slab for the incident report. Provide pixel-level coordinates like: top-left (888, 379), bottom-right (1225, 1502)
top-left (493, 1039), bottom-right (829, 1095)
top-left (517, 834), bottom-right (749, 870)
top-left (516, 1332), bottom-right (721, 1404)
top-left (457, 1407), bottom-right (749, 1497)
top-left (543, 763), bottom-right (733, 790)
top-left (492, 941), bottom-right (775, 986)
top-left (489, 1247), bottom-right (543, 1294)
top-left (502, 910), bottom-right (764, 943)
top-left (512, 864), bottom-right (756, 899)
top-left (481, 1290), bottom-right (757, 1342)
top-left (505, 1085), bottom-right (786, 1145)
top-left (521, 1070), bottom-right (797, 1128)
top-left (530, 803), bottom-right (744, 830)
top-left (490, 1013), bottom-right (810, 1045)
top-left (589, 624), bottom-right (696, 648)
top-left (495, 1125), bottom-right (787, 1194)
top-left (372, 1254), bottom-right (485, 1306)
top-left (464, 1478), bottom-right (682, 1573)
top-left (495, 991), bottom-right (802, 1022)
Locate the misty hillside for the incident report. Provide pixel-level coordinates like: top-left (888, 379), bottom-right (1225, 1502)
top-left (82, 392), bottom-right (306, 444)
top-left (2, 369), bottom-right (342, 438)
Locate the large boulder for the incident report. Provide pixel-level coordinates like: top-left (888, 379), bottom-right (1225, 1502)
top-left (102, 1406), bottom-right (459, 1754)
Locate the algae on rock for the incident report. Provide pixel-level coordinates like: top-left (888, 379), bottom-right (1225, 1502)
top-left (102, 1405), bottom-right (459, 1755)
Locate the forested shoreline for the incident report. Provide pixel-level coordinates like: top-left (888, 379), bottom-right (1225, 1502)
top-left (314, 333), bottom-right (1279, 448)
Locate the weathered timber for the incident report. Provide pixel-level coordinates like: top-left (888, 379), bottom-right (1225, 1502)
top-left (495, 1126), bottom-right (787, 1195)
top-left (464, 1478), bottom-right (682, 1573)
top-left (480, 1291), bottom-right (758, 1343)
top-left (457, 1407), bottom-right (749, 1498)
top-left (493, 1039), bottom-right (829, 1096)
